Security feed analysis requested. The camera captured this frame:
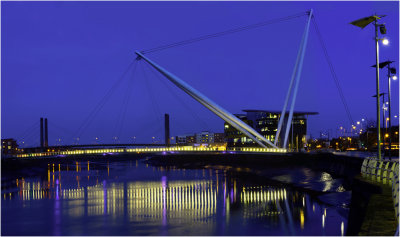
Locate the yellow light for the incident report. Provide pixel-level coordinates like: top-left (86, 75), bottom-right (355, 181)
top-left (385, 133), bottom-right (389, 138)
top-left (300, 210), bottom-right (304, 229)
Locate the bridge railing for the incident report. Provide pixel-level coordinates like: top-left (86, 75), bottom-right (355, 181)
top-left (14, 146), bottom-right (287, 158)
top-left (360, 157), bottom-right (399, 225)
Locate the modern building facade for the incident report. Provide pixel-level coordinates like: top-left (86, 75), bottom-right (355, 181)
top-left (213, 133), bottom-right (225, 144)
top-left (175, 132), bottom-right (226, 146)
top-left (175, 134), bottom-right (196, 146)
top-left (224, 110), bottom-right (317, 150)
top-left (1, 138), bottom-right (19, 155)
top-left (196, 131), bottom-right (214, 144)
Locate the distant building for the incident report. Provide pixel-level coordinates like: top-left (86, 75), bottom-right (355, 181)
top-left (224, 114), bottom-right (253, 145)
top-left (175, 135), bottom-right (187, 145)
top-left (175, 132), bottom-right (225, 146)
top-left (186, 135), bottom-right (196, 145)
top-left (1, 138), bottom-right (19, 155)
top-left (196, 131), bottom-right (214, 144)
top-left (213, 133), bottom-right (225, 144)
top-left (224, 110), bottom-right (318, 150)
top-left (175, 134), bottom-right (196, 146)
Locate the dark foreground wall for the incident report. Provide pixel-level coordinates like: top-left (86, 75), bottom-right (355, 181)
top-left (147, 152), bottom-right (364, 181)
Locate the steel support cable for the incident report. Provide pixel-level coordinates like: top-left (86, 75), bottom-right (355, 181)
top-left (48, 121), bottom-right (75, 136)
top-left (73, 60), bottom-right (137, 141)
top-left (23, 127), bottom-right (39, 145)
top-left (139, 62), bottom-right (164, 140)
top-left (140, 61), bottom-right (163, 126)
top-left (48, 121), bottom-right (77, 144)
top-left (312, 17), bottom-right (354, 126)
top-left (114, 61), bottom-right (139, 141)
top-left (141, 12), bottom-right (308, 54)
top-left (143, 61), bottom-right (212, 131)
top-left (146, 121), bottom-right (164, 142)
top-left (16, 120), bottom-right (40, 141)
top-left (136, 51), bottom-right (275, 148)
top-left (134, 117), bottom-right (161, 141)
top-left (23, 126), bottom-right (40, 147)
top-left (116, 64), bottom-right (138, 141)
top-left (77, 60), bottom-right (137, 139)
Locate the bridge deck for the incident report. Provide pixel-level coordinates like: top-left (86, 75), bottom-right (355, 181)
top-left (14, 146), bottom-right (287, 158)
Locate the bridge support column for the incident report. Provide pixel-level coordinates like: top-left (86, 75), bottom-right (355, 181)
top-left (165, 114), bottom-right (170, 147)
top-left (40, 118), bottom-right (44, 148)
top-left (44, 118), bottom-right (48, 147)
top-left (283, 9), bottom-right (313, 148)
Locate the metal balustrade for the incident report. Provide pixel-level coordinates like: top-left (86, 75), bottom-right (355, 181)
top-left (361, 157), bottom-right (399, 227)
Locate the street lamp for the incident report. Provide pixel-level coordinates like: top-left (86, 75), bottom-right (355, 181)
top-left (372, 60), bottom-right (397, 160)
top-left (351, 14), bottom-right (387, 161)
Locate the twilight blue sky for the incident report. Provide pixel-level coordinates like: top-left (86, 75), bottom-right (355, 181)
top-left (2, 1), bottom-right (399, 147)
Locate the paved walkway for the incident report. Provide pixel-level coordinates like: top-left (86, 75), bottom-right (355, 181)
top-left (358, 178), bottom-right (398, 236)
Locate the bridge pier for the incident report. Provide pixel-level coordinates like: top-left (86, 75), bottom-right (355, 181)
top-left (44, 118), bottom-right (48, 147)
top-left (40, 118), bottom-right (44, 148)
top-left (165, 114), bottom-right (170, 147)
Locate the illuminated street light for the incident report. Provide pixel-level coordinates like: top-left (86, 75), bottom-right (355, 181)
top-left (352, 14), bottom-right (387, 161)
top-left (372, 60), bottom-right (396, 160)
top-left (393, 75), bottom-right (398, 80)
top-left (382, 38), bottom-right (389, 45)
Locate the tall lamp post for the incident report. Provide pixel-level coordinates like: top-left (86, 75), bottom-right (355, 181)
top-left (351, 15), bottom-right (388, 161)
top-left (372, 92), bottom-right (386, 155)
top-left (372, 61), bottom-right (397, 160)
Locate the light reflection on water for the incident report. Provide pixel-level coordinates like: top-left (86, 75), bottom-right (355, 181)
top-left (2, 160), bottom-right (346, 235)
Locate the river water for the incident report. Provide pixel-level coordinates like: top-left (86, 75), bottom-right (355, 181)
top-left (2, 158), bottom-right (347, 235)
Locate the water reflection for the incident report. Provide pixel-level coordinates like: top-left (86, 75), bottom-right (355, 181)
top-left (2, 160), bottom-right (347, 235)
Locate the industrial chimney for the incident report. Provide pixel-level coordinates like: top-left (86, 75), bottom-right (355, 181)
top-left (40, 118), bottom-right (44, 148)
top-left (165, 114), bottom-right (170, 147)
top-left (44, 118), bottom-right (48, 147)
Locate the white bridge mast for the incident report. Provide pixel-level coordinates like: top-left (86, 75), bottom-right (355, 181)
top-left (135, 51), bottom-right (277, 149)
top-left (275, 9), bottom-right (313, 149)
top-left (136, 9), bottom-right (313, 150)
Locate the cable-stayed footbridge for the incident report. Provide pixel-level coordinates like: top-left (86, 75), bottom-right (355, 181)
top-left (13, 9), bottom-right (354, 158)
